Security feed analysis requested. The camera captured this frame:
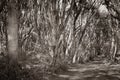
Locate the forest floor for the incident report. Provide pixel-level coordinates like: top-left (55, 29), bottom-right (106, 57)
top-left (1, 56), bottom-right (120, 80)
top-left (46, 59), bottom-right (120, 80)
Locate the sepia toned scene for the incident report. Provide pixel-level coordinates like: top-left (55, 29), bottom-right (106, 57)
top-left (0, 0), bottom-right (120, 80)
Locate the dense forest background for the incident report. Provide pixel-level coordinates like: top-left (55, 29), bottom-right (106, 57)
top-left (0, 0), bottom-right (120, 80)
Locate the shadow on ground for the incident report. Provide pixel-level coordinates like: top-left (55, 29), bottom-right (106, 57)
top-left (48, 61), bottom-right (120, 80)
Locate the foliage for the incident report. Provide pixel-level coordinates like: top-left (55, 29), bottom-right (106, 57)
top-left (0, 0), bottom-right (120, 79)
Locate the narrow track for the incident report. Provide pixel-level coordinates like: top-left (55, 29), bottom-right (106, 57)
top-left (48, 61), bottom-right (120, 80)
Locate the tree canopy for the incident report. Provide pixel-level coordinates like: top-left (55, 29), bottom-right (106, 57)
top-left (0, 0), bottom-right (120, 79)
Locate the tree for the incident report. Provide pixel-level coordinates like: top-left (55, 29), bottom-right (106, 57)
top-left (7, 0), bottom-right (19, 64)
top-left (7, 0), bottom-right (19, 79)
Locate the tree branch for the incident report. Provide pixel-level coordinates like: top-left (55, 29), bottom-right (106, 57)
top-left (0, 0), bottom-right (6, 13)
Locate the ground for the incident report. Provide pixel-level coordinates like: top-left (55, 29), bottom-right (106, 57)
top-left (1, 56), bottom-right (120, 80)
top-left (47, 60), bottom-right (120, 80)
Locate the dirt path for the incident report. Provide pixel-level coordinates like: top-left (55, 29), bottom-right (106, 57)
top-left (47, 61), bottom-right (120, 80)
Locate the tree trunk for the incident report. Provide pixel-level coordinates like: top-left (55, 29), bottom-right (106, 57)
top-left (7, 0), bottom-right (19, 79)
top-left (7, 0), bottom-right (18, 64)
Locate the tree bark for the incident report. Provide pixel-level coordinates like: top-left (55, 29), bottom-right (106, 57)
top-left (7, 1), bottom-right (19, 79)
top-left (7, 0), bottom-right (18, 63)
